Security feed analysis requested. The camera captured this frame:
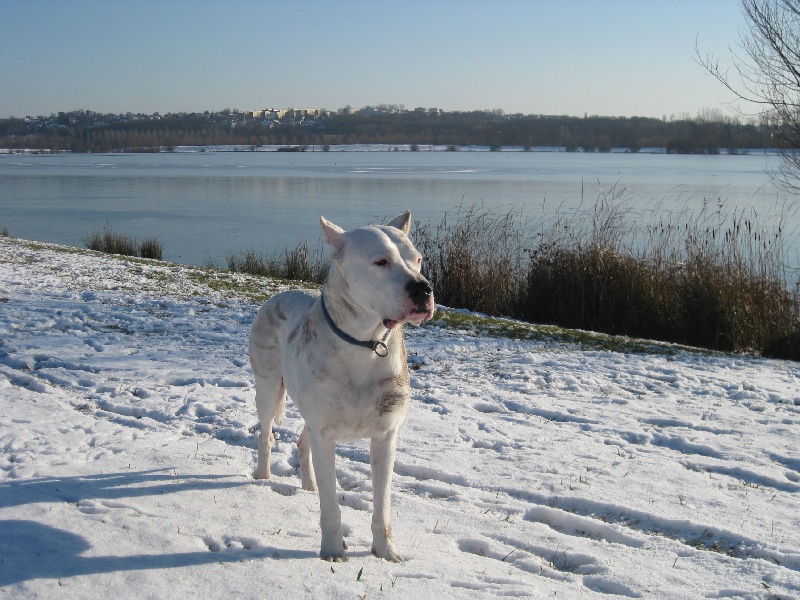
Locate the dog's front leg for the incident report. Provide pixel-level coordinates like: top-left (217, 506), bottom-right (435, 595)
top-left (309, 432), bottom-right (346, 561)
top-left (370, 430), bottom-right (404, 562)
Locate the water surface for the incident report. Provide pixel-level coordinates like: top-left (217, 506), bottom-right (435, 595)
top-left (1, 150), bottom-right (794, 268)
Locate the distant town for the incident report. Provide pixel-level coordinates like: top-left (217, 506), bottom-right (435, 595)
top-left (0, 105), bottom-right (775, 154)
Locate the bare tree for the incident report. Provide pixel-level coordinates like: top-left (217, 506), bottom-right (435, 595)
top-left (699, 0), bottom-right (800, 189)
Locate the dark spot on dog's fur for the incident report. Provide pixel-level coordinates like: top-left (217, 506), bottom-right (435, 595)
top-left (377, 387), bottom-right (408, 416)
top-left (288, 323), bottom-right (301, 345)
top-left (374, 344), bottom-right (411, 416)
top-left (378, 373), bottom-right (409, 390)
top-left (274, 302), bottom-right (287, 322)
top-left (264, 308), bottom-right (283, 329)
top-left (250, 336), bottom-right (277, 352)
top-left (339, 297), bottom-right (358, 318)
top-left (301, 319), bottom-right (316, 345)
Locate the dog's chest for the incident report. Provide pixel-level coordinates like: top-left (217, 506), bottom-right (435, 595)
top-left (280, 304), bottom-right (413, 440)
top-left (288, 346), bottom-right (411, 440)
top-left (323, 363), bottom-right (410, 438)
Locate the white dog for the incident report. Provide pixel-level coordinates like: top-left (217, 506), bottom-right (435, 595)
top-left (249, 212), bottom-right (434, 562)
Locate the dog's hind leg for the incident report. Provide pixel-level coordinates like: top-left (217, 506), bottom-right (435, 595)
top-left (297, 424), bottom-right (318, 491)
top-left (253, 375), bottom-right (286, 480)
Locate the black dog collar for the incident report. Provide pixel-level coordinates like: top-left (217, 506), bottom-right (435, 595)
top-left (320, 293), bottom-right (391, 357)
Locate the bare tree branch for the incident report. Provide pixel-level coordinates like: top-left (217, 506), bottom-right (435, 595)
top-left (698, 0), bottom-right (800, 191)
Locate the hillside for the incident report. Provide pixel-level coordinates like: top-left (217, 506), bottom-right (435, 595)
top-left (1, 236), bottom-right (799, 599)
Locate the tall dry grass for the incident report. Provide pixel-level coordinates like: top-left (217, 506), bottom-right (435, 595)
top-left (85, 224), bottom-right (163, 260)
top-left (227, 241), bottom-right (329, 284)
top-left (226, 195), bottom-right (800, 359)
top-left (413, 193), bottom-right (799, 358)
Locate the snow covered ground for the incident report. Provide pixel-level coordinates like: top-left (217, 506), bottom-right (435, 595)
top-left (1, 235), bottom-right (799, 599)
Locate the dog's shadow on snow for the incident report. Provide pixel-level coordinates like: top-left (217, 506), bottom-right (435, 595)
top-left (0, 469), bottom-right (317, 586)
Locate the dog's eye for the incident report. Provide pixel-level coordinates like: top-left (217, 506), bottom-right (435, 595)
top-left (374, 259), bottom-right (389, 267)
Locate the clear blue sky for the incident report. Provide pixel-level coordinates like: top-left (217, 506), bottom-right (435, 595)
top-left (0, 0), bottom-right (750, 119)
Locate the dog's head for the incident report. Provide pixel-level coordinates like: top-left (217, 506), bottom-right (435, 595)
top-left (320, 211), bottom-right (435, 328)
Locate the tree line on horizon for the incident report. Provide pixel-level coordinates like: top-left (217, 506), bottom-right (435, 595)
top-left (0, 107), bottom-right (775, 154)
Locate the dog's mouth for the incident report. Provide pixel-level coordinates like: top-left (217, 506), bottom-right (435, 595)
top-left (383, 305), bottom-right (435, 330)
top-left (410, 306), bottom-right (434, 320)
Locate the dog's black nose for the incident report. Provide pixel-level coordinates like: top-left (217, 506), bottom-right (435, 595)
top-left (407, 279), bottom-right (433, 306)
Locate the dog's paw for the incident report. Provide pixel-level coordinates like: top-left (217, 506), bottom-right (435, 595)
top-left (371, 543), bottom-right (405, 563)
top-left (320, 539), bottom-right (347, 562)
top-left (321, 553), bottom-right (347, 563)
top-left (253, 467), bottom-right (271, 480)
top-left (320, 549), bottom-right (347, 562)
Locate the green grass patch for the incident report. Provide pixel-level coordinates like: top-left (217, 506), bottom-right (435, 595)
top-left (430, 308), bottom-right (695, 356)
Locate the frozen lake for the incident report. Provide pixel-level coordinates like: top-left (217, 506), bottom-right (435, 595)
top-left (1, 149), bottom-right (796, 268)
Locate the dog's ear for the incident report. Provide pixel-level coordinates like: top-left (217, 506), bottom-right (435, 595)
top-left (320, 216), bottom-right (346, 257)
top-left (387, 211), bottom-right (411, 235)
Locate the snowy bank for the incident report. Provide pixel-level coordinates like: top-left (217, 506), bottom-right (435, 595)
top-left (1, 236), bottom-right (799, 599)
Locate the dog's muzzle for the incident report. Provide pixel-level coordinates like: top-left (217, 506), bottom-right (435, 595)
top-left (407, 279), bottom-right (434, 310)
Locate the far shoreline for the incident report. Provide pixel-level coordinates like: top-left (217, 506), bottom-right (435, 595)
top-left (0, 144), bottom-right (783, 156)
